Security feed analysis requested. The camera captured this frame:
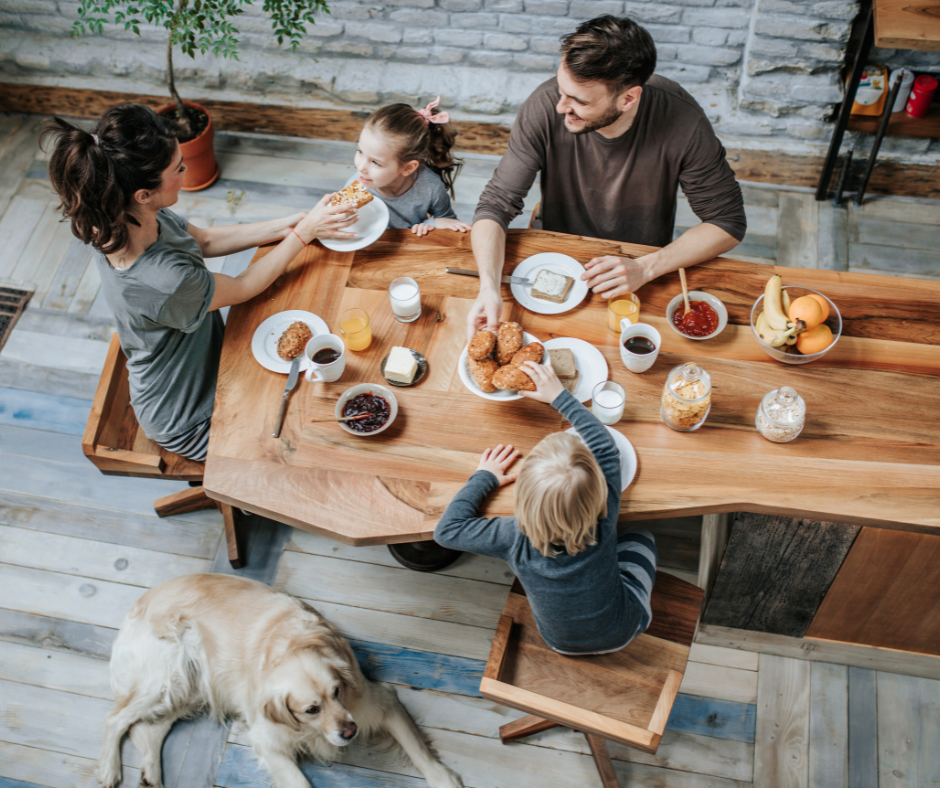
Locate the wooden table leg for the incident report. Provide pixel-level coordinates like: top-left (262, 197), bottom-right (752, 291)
top-left (498, 715), bottom-right (562, 744)
top-left (218, 503), bottom-right (245, 569)
top-left (154, 485), bottom-right (217, 517)
top-left (585, 733), bottom-right (620, 788)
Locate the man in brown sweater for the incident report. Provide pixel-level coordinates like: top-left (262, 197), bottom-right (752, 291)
top-left (468, 15), bottom-right (747, 336)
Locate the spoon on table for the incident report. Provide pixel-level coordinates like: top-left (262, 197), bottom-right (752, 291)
top-left (310, 414), bottom-right (374, 423)
top-left (678, 267), bottom-right (692, 317)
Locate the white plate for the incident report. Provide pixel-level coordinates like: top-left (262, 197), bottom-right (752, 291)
top-left (458, 332), bottom-right (548, 402)
top-left (319, 194), bottom-right (389, 253)
top-left (510, 253), bottom-right (589, 315)
top-left (566, 425), bottom-right (638, 491)
top-left (251, 310), bottom-right (329, 374)
top-left (542, 337), bottom-right (609, 404)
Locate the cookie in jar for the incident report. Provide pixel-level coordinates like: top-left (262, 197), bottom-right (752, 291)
top-left (661, 362), bottom-right (711, 432)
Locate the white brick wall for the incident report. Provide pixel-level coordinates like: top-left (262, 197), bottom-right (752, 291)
top-left (1, 0), bottom-right (938, 158)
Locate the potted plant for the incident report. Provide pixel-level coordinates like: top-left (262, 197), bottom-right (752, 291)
top-left (72, 0), bottom-right (330, 190)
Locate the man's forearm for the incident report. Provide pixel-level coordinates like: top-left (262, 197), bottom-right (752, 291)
top-left (470, 218), bottom-right (507, 292)
top-left (640, 222), bottom-right (739, 280)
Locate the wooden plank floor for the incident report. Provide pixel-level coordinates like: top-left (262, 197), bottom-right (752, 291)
top-left (2, 113), bottom-right (940, 788)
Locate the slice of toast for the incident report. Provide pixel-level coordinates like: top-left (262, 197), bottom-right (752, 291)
top-left (331, 180), bottom-right (374, 210)
top-left (548, 348), bottom-right (576, 379)
top-left (531, 269), bottom-right (574, 304)
top-left (561, 369), bottom-right (581, 394)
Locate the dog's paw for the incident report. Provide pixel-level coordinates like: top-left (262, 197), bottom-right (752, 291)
top-left (425, 765), bottom-right (463, 788)
top-left (94, 759), bottom-right (122, 788)
top-left (139, 772), bottom-right (164, 788)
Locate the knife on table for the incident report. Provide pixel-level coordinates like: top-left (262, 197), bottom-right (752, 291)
top-left (446, 267), bottom-right (532, 286)
top-left (272, 355), bottom-right (302, 438)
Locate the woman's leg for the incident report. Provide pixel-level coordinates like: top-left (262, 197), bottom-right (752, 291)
top-left (617, 529), bottom-right (658, 631)
top-left (157, 418), bottom-right (211, 462)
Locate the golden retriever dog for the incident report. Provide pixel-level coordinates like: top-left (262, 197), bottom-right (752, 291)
top-left (95, 574), bottom-right (463, 788)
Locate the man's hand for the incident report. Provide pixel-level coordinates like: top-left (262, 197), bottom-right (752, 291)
top-left (466, 287), bottom-right (502, 341)
top-left (476, 443), bottom-right (521, 486)
top-left (582, 255), bottom-right (653, 300)
top-left (518, 361), bottom-right (565, 404)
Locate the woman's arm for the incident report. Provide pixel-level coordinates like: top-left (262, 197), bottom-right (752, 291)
top-left (207, 194), bottom-right (357, 312)
top-left (188, 213), bottom-right (306, 259)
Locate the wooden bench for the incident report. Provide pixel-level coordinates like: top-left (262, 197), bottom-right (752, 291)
top-left (481, 573), bottom-right (704, 787)
top-left (83, 334), bottom-right (244, 567)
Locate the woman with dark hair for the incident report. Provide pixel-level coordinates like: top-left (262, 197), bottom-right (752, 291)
top-left (41, 103), bottom-right (358, 461)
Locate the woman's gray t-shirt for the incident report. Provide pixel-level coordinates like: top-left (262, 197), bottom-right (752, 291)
top-left (95, 209), bottom-right (223, 443)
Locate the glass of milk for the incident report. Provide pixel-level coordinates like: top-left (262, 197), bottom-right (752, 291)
top-left (389, 277), bottom-right (421, 323)
top-left (592, 381), bottom-right (625, 425)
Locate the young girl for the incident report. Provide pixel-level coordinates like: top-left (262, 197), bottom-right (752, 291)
top-left (435, 362), bottom-right (658, 655)
top-left (42, 103), bottom-right (358, 461)
top-left (355, 97), bottom-right (471, 236)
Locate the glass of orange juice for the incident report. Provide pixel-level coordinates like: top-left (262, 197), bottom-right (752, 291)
top-left (608, 293), bottom-right (640, 334)
top-left (339, 308), bottom-right (372, 352)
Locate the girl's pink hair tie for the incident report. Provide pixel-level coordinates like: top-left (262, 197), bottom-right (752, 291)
top-left (417, 96), bottom-right (450, 125)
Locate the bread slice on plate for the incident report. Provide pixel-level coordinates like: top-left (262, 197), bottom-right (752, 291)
top-left (561, 369), bottom-right (581, 393)
top-left (548, 348), bottom-right (576, 379)
top-left (331, 180), bottom-right (374, 209)
top-left (531, 269), bottom-right (574, 304)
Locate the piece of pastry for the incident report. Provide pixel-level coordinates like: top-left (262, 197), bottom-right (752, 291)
top-left (276, 321), bottom-right (313, 361)
top-left (468, 357), bottom-right (499, 393)
top-left (548, 348), bottom-right (576, 379)
top-left (561, 369), bottom-right (581, 393)
top-left (531, 269), bottom-right (574, 304)
top-left (468, 329), bottom-right (497, 361)
top-left (492, 364), bottom-right (537, 392)
top-left (507, 342), bottom-right (544, 369)
top-left (330, 180), bottom-right (374, 210)
top-left (495, 321), bottom-right (524, 366)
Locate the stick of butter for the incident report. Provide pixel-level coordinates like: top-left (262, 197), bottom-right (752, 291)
top-left (385, 346), bottom-right (418, 384)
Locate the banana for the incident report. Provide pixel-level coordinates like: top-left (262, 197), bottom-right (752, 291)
top-left (785, 332), bottom-right (798, 346)
top-left (781, 288), bottom-right (791, 315)
top-left (763, 274), bottom-right (790, 331)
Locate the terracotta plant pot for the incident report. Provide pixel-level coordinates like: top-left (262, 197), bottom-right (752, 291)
top-left (157, 101), bottom-right (220, 192)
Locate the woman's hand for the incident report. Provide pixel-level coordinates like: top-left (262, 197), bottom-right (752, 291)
top-left (279, 212), bottom-right (307, 234)
top-left (518, 361), bottom-right (565, 404)
top-left (411, 222), bottom-right (433, 237)
top-left (435, 217), bottom-right (472, 233)
top-left (476, 443), bottom-right (521, 486)
top-left (295, 194), bottom-right (359, 242)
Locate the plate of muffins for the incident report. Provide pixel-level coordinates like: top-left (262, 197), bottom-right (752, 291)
top-left (458, 322), bottom-right (550, 402)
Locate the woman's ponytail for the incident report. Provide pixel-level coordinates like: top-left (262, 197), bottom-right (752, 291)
top-left (40, 104), bottom-right (177, 255)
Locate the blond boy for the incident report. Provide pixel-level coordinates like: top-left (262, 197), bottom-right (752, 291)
top-left (435, 363), bottom-right (657, 655)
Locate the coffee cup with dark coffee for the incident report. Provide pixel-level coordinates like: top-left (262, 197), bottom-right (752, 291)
top-left (304, 334), bottom-right (346, 383)
top-left (619, 321), bottom-right (661, 373)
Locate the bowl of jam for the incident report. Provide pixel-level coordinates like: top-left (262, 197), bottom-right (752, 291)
top-left (335, 384), bottom-right (398, 436)
top-left (665, 291), bottom-right (728, 341)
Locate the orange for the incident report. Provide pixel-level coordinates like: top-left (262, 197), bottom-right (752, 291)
top-left (807, 293), bottom-right (831, 322)
top-left (796, 323), bottom-right (833, 355)
top-left (788, 295), bottom-right (825, 330)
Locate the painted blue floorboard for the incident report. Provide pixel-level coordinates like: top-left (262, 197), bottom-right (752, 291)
top-left (667, 694), bottom-right (756, 743)
top-left (0, 386), bottom-right (90, 436)
top-left (0, 780), bottom-right (53, 788)
top-left (216, 743), bottom-right (429, 788)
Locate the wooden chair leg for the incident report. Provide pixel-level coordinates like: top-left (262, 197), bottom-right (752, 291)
top-left (498, 715), bottom-right (562, 744)
top-left (218, 503), bottom-right (245, 569)
top-left (154, 485), bottom-right (217, 517)
top-left (585, 734), bottom-right (620, 788)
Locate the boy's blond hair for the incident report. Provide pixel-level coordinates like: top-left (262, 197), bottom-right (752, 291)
top-left (514, 433), bottom-right (608, 558)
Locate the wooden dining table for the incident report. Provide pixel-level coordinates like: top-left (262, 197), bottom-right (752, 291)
top-left (203, 228), bottom-right (940, 547)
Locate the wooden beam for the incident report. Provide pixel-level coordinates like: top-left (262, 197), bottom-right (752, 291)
top-left (498, 715), bottom-right (563, 744)
top-left (5, 81), bottom-right (940, 198)
top-left (585, 734), bottom-right (621, 788)
top-left (154, 485), bottom-right (216, 518)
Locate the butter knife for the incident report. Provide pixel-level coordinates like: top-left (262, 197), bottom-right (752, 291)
top-left (272, 355), bottom-right (302, 438)
top-left (446, 266), bottom-right (532, 286)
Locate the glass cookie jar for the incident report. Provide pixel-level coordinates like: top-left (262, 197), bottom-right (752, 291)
top-left (661, 362), bottom-right (711, 432)
top-left (755, 386), bottom-right (805, 443)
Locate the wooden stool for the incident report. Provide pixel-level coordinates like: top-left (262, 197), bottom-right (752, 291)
top-left (481, 573), bottom-right (704, 787)
top-left (83, 335), bottom-right (244, 567)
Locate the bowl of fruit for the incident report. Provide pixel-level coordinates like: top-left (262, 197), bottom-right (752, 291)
top-left (750, 276), bottom-right (841, 365)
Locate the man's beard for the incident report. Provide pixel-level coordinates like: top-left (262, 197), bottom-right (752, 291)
top-left (565, 102), bottom-right (624, 135)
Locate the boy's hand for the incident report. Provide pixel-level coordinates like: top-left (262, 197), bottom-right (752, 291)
top-left (410, 222), bottom-right (433, 237)
top-left (518, 361), bottom-right (564, 404)
top-left (476, 444), bottom-right (520, 486)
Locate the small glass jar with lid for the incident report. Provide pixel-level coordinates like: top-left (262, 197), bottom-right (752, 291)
top-left (755, 386), bottom-right (805, 443)
top-left (661, 362), bottom-right (711, 432)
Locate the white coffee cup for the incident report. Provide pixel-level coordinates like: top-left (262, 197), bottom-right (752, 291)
top-left (620, 321), bottom-right (661, 373)
top-left (304, 334), bottom-right (346, 383)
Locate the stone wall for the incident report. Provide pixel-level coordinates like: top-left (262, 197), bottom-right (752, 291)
top-left (1, 0), bottom-right (938, 160)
